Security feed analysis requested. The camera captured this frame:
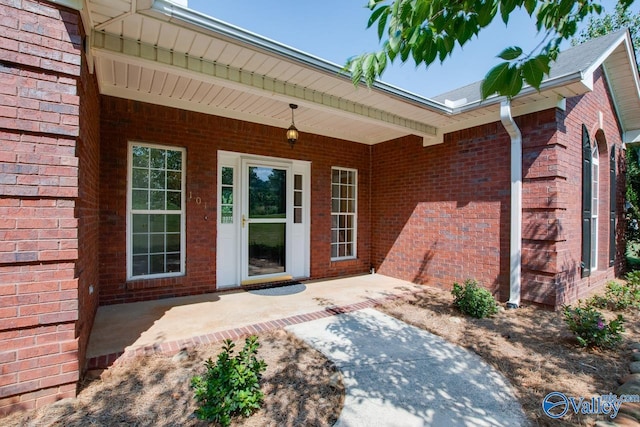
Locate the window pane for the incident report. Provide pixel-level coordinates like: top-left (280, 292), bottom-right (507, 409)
top-left (294, 207), bottom-right (302, 224)
top-left (132, 168), bottom-right (149, 189)
top-left (132, 146), bottom-right (149, 168)
top-left (222, 187), bottom-right (233, 204)
top-left (166, 150), bottom-right (182, 171)
top-left (294, 174), bottom-right (302, 190)
top-left (166, 253), bottom-right (181, 273)
top-left (166, 214), bottom-right (180, 232)
top-left (167, 191), bottom-right (181, 210)
top-left (150, 148), bottom-right (165, 169)
top-left (150, 234), bottom-right (165, 253)
top-left (248, 223), bottom-right (285, 276)
top-left (248, 167), bottom-right (286, 218)
top-left (150, 254), bottom-right (165, 274)
top-left (132, 255), bottom-right (148, 276)
top-left (150, 169), bottom-right (165, 189)
top-left (132, 234), bottom-right (149, 255)
top-left (150, 190), bottom-right (165, 210)
top-left (166, 233), bottom-right (180, 252)
top-left (133, 214), bottom-right (149, 233)
top-left (221, 206), bottom-right (233, 224)
top-left (167, 171), bottom-right (181, 190)
top-left (222, 167), bottom-right (233, 185)
top-left (331, 244), bottom-right (338, 258)
top-left (150, 214), bottom-right (165, 232)
top-left (294, 191), bottom-right (302, 206)
top-left (132, 190), bottom-right (148, 210)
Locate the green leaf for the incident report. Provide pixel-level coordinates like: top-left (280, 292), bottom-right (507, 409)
top-left (502, 64), bottom-right (523, 97)
top-left (367, 5), bottom-right (389, 29)
top-left (500, 0), bottom-right (517, 24)
top-left (376, 50), bottom-right (388, 75)
top-left (477, 1), bottom-right (498, 27)
top-left (524, 0), bottom-right (536, 16)
top-left (497, 46), bottom-right (523, 60)
top-left (377, 8), bottom-right (391, 39)
top-left (481, 62), bottom-right (510, 98)
top-left (521, 58), bottom-right (544, 89)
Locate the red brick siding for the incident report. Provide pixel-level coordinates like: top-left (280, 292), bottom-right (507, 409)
top-left (370, 76), bottom-right (625, 308)
top-left (74, 35), bottom-right (101, 370)
top-left (0, 0), bottom-right (82, 415)
top-left (99, 97), bottom-right (371, 304)
top-left (549, 68), bottom-right (625, 307)
top-left (371, 126), bottom-right (511, 298)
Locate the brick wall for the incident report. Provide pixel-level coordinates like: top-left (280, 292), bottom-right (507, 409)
top-left (370, 73), bottom-right (625, 308)
top-left (99, 97), bottom-right (371, 304)
top-left (0, 0), bottom-right (85, 415)
top-left (370, 126), bottom-right (512, 298)
top-left (74, 29), bottom-right (101, 372)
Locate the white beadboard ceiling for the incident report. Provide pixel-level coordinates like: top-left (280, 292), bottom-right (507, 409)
top-left (80, 0), bottom-right (640, 145)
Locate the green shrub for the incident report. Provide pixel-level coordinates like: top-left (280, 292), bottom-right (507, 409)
top-left (191, 336), bottom-right (267, 426)
top-left (451, 279), bottom-right (499, 319)
top-left (585, 278), bottom-right (640, 311)
top-left (562, 304), bottom-right (625, 349)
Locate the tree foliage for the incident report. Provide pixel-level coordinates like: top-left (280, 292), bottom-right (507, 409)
top-left (572, 2), bottom-right (640, 62)
top-left (347, 0), bottom-right (635, 99)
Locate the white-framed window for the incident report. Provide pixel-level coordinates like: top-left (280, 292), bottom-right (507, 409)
top-left (331, 167), bottom-right (357, 260)
top-left (127, 142), bottom-right (186, 279)
top-left (591, 145), bottom-right (599, 271)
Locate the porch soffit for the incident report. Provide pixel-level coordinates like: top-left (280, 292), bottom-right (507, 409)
top-left (91, 31), bottom-right (441, 145)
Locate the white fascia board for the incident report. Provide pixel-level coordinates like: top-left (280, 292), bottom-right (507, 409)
top-left (624, 129), bottom-right (640, 144)
top-left (48, 0), bottom-right (83, 10)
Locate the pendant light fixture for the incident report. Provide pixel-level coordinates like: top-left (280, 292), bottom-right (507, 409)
top-left (286, 104), bottom-right (298, 148)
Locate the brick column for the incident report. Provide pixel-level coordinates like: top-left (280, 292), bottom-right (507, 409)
top-left (0, 0), bottom-right (83, 414)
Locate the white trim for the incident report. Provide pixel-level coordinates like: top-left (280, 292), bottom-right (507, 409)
top-left (126, 141), bottom-right (186, 280)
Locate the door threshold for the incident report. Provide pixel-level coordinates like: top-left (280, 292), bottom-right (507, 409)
top-left (241, 275), bottom-right (293, 286)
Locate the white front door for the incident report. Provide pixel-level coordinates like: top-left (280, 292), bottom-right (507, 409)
top-left (217, 151), bottom-right (310, 288)
top-left (241, 161), bottom-right (290, 281)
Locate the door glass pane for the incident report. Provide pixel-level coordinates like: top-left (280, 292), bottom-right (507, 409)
top-left (249, 167), bottom-right (286, 218)
top-left (248, 223), bottom-right (285, 277)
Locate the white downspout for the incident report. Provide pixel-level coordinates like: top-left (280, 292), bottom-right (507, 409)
top-left (500, 100), bottom-right (522, 309)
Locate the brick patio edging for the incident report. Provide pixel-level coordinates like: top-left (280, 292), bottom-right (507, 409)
top-left (86, 293), bottom-right (407, 371)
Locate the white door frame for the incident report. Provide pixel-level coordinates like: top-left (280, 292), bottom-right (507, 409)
top-left (216, 151), bottom-right (310, 288)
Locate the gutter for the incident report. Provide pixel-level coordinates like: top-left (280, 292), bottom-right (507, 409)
top-left (500, 100), bottom-right (522, 309)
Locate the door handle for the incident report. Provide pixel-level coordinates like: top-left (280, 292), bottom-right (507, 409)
top-left (242, 215), bottom-right (246, 228)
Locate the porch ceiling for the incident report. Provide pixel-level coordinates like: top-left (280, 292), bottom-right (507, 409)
top-left (83, 0), bottom-right (454, 146)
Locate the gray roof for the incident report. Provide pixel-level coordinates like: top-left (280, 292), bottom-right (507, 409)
top-left (432, 29), bottom-right (631, 104)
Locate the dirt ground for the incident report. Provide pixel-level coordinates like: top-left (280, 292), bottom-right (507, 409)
top-left (2, 284), bottom-right (638, 426)
top-left (1, 330), bottom-right (344, 427)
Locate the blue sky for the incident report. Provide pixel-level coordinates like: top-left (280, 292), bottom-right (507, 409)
top-left (188, 0), bottom-right (635, 98)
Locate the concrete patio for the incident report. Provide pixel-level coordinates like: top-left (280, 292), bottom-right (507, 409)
top-left (86, 274), bottom-right (424, 368)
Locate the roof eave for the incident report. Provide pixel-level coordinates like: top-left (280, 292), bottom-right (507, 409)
top-left (137, 0), bottom-right (451, 114)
